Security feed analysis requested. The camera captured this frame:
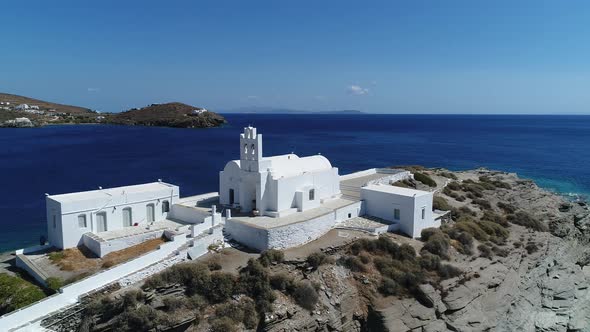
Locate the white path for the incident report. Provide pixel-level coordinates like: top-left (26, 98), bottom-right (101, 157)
top-left (0, 235), bottom-right (189, 331)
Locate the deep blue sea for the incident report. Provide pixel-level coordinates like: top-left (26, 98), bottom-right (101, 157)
top-left (1, 114), bottom-right (589, 252)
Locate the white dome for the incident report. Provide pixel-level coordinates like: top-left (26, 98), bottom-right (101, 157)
top-left (264, 154), bottom-right (333, 177)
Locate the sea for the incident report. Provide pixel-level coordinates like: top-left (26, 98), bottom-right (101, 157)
top-left (0, 114), bottom-right (589, 252)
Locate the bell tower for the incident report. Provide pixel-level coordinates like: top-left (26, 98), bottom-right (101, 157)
top-left (240, 126), bottom-right (263, 172)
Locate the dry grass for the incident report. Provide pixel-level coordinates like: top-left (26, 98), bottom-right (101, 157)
top-left (50, 238), bottom-right (166, 273)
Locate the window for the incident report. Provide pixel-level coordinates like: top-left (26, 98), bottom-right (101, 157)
top-left (162, 200), bottom-right (170, 213)
top-left (244, 144), bottom-right (248, 154)
top-left (394, 209), bottom-right (400, 220)
top-left (348, 213), bottom-right (352, 218)
top-left (421, 207), bottom-right (426, 220)
top-left (78, 214), bottom-right (87, 228)
top-left (251, 144), bottom-right (256, 155)
top-left (309, 189), bottom-right (315, 201)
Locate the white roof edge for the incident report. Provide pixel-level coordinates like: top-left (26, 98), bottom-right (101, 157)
top-left (47, 182), bottom-right (179, 202)
top-left (362, 184), bottom-right (431, 196)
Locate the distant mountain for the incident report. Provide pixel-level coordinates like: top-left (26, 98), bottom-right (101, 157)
top-left (220, 107), bottom-right (364, 114)
top-left (106, 102), bottom-right (226, 128)
top-left (0, 93), bottom-right (93, 114)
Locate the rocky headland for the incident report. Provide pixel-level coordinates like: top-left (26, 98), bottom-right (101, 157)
top-left (0, 93), bottom-right (226, 129)
top-left (39, 168), bottom-right (590, 332)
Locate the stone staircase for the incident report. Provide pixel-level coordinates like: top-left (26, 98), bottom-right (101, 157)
top-left (340, 184), bottom-right (361, 200)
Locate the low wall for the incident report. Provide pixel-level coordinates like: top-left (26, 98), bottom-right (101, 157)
top-left (225, 201), bottom-right (364, 252)
top-left (83, 229), bottom-right (166, 258)
top-left (267, 212), bottom-right (337, 249)
top-left (14, 244), bottom-right (52, 255)
top-left (169, 204), bottom-right (210, 224)
top-left (224, 220), bottom-right (269, 252)
top-left (0, 234), bottom-right (188, 331)
top-left (15, 255), bottom-right (48, 287)
top-left (339, 168), bottom-right (377, 181)
top-left (365, 170), bottom-right (412, 186)
top-left (187, 227), bottom-right (224, 260)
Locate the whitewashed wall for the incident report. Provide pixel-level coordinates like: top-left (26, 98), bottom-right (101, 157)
top-left (47, 186), bottom-right (179, 250)
top-left (360, 188), bottom-right (433, 238)
top-left (225, 201), bottom-right (361, 251)
top-left (224, 220), bottom-right (269, 251)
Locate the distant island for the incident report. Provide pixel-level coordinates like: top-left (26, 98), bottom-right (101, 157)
top-left (0, 93), bottom-right (226, 129)
top-left (220, 106), bottom-right (365, 114)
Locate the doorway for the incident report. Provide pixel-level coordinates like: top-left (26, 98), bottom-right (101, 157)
top-left (96, 212), bottom-right (107, 232)
top-left (147, 203), bottom-right (155, 222)
top-left (123, 207), bottom-right (132, 227)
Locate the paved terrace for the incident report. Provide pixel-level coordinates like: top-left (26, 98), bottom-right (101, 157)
top-left (230, 197), bottom-right (358, 229)
top-left (95, 219), bottom-right (190, 241)
top-left (340, 168), bottom-right (409, 199)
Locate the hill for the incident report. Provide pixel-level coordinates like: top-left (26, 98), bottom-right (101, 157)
top-left (0, 93), bottom-right (93, 114)
top-left (106, 102), bottom-right (226, 128)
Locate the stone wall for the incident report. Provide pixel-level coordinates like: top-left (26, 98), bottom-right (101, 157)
top-left (267, 212), bottom-right (336, 249)
top-left (225, 201), bottom-right (363, 251)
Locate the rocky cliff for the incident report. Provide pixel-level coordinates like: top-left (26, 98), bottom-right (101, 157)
top-left (41, 168), bottom-right (590, 332)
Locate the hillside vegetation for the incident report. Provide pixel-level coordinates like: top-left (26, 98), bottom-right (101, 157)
top-left (106, 102), bottom-right (226, 128)
top-left (0, 93), bottom-right (93, 114)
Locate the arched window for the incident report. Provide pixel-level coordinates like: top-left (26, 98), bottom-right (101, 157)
top-left (309, 189), bottom-right (315, 200)
top-left (251, 144), bottom-right (256, 155)
top-left (162, 200), bottom-right (170, 213)
top-left (244, 144), bottom-right (248, 154)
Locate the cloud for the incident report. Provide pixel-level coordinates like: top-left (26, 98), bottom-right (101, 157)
top-left (87, 87), bottom-right (100, 93)
top-left (347, 85), bottom-right (369, 96)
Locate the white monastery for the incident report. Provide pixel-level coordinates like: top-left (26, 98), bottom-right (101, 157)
top-left (4, 126), bottom-right (446, 331)
top-left (43, 126), bottom-right (443, 255)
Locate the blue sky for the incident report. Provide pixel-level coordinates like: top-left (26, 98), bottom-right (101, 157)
top-left (1, 1), bottom-right (590, 114)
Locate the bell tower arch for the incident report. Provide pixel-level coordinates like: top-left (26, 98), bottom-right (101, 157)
top-left (240, 126), bottom-right (263, 172)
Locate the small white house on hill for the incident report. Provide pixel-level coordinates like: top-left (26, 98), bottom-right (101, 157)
top-left (46, 182), bottom-right (179, 250)
top-left (361, 184), bottom-right (437, 238)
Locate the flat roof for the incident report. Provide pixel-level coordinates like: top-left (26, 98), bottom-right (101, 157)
top-left (48, 182), bottom-right (177, 203)
top-left (362, 184), bottom-right (431, 197)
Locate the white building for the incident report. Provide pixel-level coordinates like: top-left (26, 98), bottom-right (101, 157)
top-left (40, 126), bottom-right (443, 256)
top-left (46, 182), bottom-right (179, 250)
top-left (15, 104), bottom-right (29, 110)
top-left (361, 184), bottom-right (438, 238)
top-left (219, 126), bottom-right (341, 217)
top-left (30, 105), bottom-right (40, 110)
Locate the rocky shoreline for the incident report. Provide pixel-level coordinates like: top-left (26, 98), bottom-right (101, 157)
top-left (23, 168), bottom-right (590, 332)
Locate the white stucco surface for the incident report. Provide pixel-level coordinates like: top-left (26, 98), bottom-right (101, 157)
top-left (46, 182), bottom-right (179, 250)
top-left (361, 184), bottom-right (434, 238)
top-left (219, 127), bottom-right (341, 217)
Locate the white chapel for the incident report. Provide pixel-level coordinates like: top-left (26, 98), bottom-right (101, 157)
top-left (219, 126), bottom-right (341, 217)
